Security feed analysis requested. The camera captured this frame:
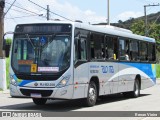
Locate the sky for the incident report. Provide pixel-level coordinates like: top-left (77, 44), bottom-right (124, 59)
top-left (4, 0), bottom-right (160, 33)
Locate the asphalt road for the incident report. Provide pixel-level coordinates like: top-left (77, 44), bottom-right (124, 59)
top-left (0, 80), bottom-right (160, 120)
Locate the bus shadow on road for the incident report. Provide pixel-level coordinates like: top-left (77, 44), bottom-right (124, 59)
top-left (0, 93), bottom-right (150, 111)
top-left (96, 93), bottom-right (150, 105)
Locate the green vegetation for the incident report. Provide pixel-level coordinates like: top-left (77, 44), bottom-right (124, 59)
top-left (156, 64), bottom-right (160, 78)
top-left (5, 38), bottom-right (12, 88)
top-left (6, 38), bottom-right (12, 45)
top-left (6, 58), bottom-right (10, 89)
top-left (131, 20), bottom-right (160, 44)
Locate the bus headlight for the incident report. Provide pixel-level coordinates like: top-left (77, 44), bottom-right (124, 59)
top-left (10, 75), bottom-right (17, 86)
top-left (56, 75), bottom-right (70, 88)
top-left (10, 78), bottom-right (17, 86)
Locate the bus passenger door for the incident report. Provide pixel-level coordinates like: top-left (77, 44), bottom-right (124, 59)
top-left (73, 35), bottom-right (89, 99)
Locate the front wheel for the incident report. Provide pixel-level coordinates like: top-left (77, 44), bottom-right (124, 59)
top-left (84, 81), bottom-right (97, 107)
top-left (32, 98), bottom-right (47, 105)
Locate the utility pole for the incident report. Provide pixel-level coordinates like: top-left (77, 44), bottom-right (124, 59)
top-left (144, 3), bottom-right (160, 36)
top-left (47, 5), bottom-right (50, 21)
top-left (0, 0), bottom-right (6, 90)
top-left (107, 0), bottom-right (110, 25)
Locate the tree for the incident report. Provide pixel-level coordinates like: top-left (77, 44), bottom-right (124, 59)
top-left (130, 20), bottom-right (145, 36)
top-left (131, 20), bottom-right (160, 45)
top-left (6, 38), bottom-right (12, 45)
top-left (148, 23), bottom-right (160, 45)
top-left (118, 20), bottom-right (123, 23)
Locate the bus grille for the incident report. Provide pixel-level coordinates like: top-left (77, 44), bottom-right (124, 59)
top-left (20, 89), bottom-right (53, 97)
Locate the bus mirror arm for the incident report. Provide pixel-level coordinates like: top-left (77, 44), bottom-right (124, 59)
top-left (2, 38), bottom-right (6, 51)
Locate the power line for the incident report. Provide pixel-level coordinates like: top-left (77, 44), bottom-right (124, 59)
top-left (4, 0), bottom-right (16, 17)
top-left (28, 0), bottom-right (74, 22)
top-left (144, 3), bottom-right (160, 36)
top-left (5, 14), bottom-right (41, 19)
top-left (8, 12), bottom-right (17, 24)
top-left (5, 2), bottom-right (45, 18)
top-left (148, 13), bottom-right (160, 34)
top-left (5, 7), bottom-right (45, 17)
top-left (7, 8), bottom-right (36, 15)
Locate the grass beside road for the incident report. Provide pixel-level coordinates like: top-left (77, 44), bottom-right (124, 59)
top-left (156, 64), bottom-right (160, 78)
top-left (6, 58), bottom-right (10, 89)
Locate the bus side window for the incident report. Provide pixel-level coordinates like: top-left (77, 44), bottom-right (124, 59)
top-left (107, 37), bottom-right (113, 60)
top-left (148, 43), bottom-right (156, 62)
top-left (119, 38), bottom-right (130, 61)
top-left (139, 42), bottom-right (148, 61)
top-left (105, 36), bottom-right (108, 59)
top-left (101, 37), bottom-right (105, 59)
top-left (90, 33), bottom-right (104, 60)
top-left (76, 38), bottom-right (87, 61)
top-left (119, 39), bottom-right (125, 60)
top-left (113, 37), bottom-right (118, 60)
top-left (152, 44), bottom-right (156, 61)
top-left (80, 39), bottom-right (87, 60)
top-left (130, 40), bottom-right (139, 61)
top-left (107, 36), bottom-right (118, 60)
top-left (90, 35), bottom-right (95, 59)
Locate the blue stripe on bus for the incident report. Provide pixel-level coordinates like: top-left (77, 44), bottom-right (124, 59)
top-left (121, 62), bottom-right (156, 82)
top-left (18, 80), bottom-right (35, 86)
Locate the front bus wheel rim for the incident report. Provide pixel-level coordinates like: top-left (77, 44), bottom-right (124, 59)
top-left (89, 87), bottom-right (96, 103)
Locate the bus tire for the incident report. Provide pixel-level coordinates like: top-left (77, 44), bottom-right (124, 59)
top-left (84, 81), bottom-right (97, 107)
top-left (123, 80), bottom-right (140, 98)
top-left (32, 98), bottom-right (47, 105)
top-left (132, 80), bottom-right (140, 98)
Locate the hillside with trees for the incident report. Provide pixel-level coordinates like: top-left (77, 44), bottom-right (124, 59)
top-left (111, 11), bottom-right (160, 29)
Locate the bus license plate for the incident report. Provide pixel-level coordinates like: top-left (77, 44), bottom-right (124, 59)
top-left (31, 93), bottom-right (42, 98)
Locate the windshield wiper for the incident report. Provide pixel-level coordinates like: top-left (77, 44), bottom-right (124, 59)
top-left (25, 34), bottom-right (35, 49)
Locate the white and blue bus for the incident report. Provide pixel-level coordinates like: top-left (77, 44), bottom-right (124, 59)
top-left (8, 21), bottom-right (156, 106)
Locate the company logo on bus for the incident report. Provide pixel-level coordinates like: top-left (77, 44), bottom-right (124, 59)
top-left (34, 82), bottom-right (38, 86)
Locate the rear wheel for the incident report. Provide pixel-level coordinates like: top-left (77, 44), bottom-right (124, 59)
top-left (32, 98), bottom-right (47, 105)
top-left (123, 80), bottom-right (140, 98)
top-left (84, 81), bottom-right (97, 107)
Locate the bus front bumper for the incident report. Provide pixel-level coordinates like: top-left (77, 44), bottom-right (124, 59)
top-left (10, 84), bottom-right (74, 99)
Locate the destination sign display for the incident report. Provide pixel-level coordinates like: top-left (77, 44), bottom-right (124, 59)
top-left (15, 24), bottom-right (72, 33)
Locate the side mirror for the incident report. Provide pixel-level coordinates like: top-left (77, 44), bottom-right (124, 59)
top-left (5, 43), bottom-right (11, 58)
top-left (2, 39), bottom-right (10, 58)
top-left (3, 31), bottom-right (14, 58)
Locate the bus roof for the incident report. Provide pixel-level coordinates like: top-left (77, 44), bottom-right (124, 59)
top-left (16, 20), bottom-right (156, 43)
top-left (73, 22), bottom-right (156, 43)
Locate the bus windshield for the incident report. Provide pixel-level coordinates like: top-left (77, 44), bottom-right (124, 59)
top-left (11, 34), bottom-right (71, 74)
